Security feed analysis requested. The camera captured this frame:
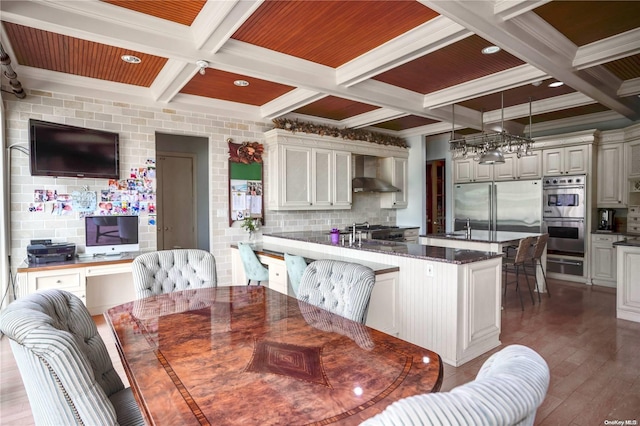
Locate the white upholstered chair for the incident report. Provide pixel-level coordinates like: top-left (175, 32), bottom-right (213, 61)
top-left (132, 249), bottom-right (217, 299)
top-left (0, 289), bottom-right (144, 426)
top-left (297, 259), bottom-right (375, 324)
top-left (361, 344), bottom-right (550, 426)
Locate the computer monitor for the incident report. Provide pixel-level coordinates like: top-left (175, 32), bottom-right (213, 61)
top-left (84, 215), bottom-right (139, 256)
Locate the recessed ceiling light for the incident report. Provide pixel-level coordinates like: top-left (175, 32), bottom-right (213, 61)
top-left (549, 81), bottom-right (564, 88)
top-left (121, 55), bottom-right (141, 64)
top-left (481, 46), bottom-right (501, 55)
top-left (234, 80), bottom-right (249, 87)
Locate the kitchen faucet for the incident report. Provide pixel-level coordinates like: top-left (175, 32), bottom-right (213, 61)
top-left (352, 222), bottom-right (369, 244)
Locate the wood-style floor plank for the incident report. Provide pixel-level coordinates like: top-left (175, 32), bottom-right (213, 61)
top-left (2, 279), bottom-right (640, 425)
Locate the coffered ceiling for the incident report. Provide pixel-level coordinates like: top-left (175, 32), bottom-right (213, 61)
top-left (1, 0), bottom-right (639, 140)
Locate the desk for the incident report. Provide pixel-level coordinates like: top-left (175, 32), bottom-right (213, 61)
top-left (105, 286), bottom-right (443, 425)
top-left (16, 254), bottom-right (139, 315)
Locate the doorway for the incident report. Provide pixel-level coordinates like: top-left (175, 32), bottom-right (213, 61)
top-left (155, 133), bottom-right (209, 250)
top-left (426, 159), bottom-right (446, 234)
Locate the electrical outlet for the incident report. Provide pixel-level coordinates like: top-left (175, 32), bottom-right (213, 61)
top-left (426, 264), bottom-right (434, 277)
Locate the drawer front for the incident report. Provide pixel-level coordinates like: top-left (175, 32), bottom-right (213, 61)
top-left (628, 224), bottom-right (640, 235)
top-left (268, 263), bottom-right (288, 295)
top-left (629, 205), bottom-right (640, 217)
top-left (32, 272), bottom-right (83, 292)
top-left (592, 234), bottom-right (616, 244)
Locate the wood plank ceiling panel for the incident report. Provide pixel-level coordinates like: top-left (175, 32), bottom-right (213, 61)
top-left (534, 1), bottom-right (640, 46)
top-left (101, 0), bottom-right (206, 26)
top-left (3, 22), bottom-right (166, 87)
top-left (293, 96), bottom-right (379, 121)
top-left (513, 104), bottom-right (610, 125)
top-left (602, 54), bottom-right (640, 82)
top-left (458, 78), bottom-right (576, 111)
top-left (231, 0), bottom-right (438, 68)
top-left (373, 35), bottom-right (525, 95)
top-left (179, 69), bottom-right (295, 105)
top-left (373, 115), bottom-right (438, 132)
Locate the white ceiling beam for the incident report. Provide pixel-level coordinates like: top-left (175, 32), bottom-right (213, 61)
top-left (619, 77), bottom-right (640, 98)
top-left (260, 89), bottom-right (326, 120)
top-left (424, 64), bottom-right (547, 109)
top-left (336, 16), bottom-right (471, 87)
top-left (493, 0), bottom-right (551, 21)
top-left (151, 59), bottom-right (198, 103)
top-left (422, 0), bottom-right (640, 121)
top-left (194, 0), bottom-right (264, 53)
top-left (483, 92), bottom-right (596, 124)
top-left (573, 28), bottom-right (640, 70)
top-left (342, 109), bottom-right (408, 129)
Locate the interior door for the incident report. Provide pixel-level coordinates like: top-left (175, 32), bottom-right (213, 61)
top-left (157, 152), bottom-right (196, 249)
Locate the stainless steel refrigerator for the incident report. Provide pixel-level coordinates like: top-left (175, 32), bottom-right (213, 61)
top-left (453, 180), bottom-right (542, 233)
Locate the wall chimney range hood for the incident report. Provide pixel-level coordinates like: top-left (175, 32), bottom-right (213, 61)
top-left (352, 156), bottom-right (400, 193)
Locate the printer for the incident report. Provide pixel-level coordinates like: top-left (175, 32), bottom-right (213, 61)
top-left (27, 240), bottom-right (76, 264)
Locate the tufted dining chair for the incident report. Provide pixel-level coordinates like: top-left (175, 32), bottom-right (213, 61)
top-left (361, 344), bottom-right (550, 426)
top-left (0, 289), bottom-right (145, 426)
top-left (297, 259), bottom-right (375, 324)
top-left (132, 249), bottom-right (217, 299)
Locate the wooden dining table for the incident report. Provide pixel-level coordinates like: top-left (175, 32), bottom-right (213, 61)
top-left (104, 286), bottom-right (443, 425)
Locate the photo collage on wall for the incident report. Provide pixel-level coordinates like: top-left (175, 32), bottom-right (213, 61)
top-left (27, 159), bottom-right (157, 226)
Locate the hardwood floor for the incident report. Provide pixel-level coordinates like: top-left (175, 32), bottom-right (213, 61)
top-left (2, 279), bottom-right (639, 425)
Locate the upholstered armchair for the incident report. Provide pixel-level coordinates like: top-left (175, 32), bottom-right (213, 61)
top-left (132, 249), bottom-right (217, 299)
top-left (297, 259), bottom-right (375, 324)
top-left (0, 289), bottom-right (144, 426)
top-left (237, 242), bottom-right (269, 285)
top-left (284, 253), bottom-right (308, 296)
top-left (361, 344), bottom-right (550, 426)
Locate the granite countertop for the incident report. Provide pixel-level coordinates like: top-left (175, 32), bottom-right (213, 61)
top-left (263, 231), bottom-right (502, 264)
top-left (613, 237), bottom-right (640, 247)
top-left (422, 230), bottom-right (541, 244)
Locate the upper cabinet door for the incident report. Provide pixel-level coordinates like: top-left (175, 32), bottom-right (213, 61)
top-left (311, 148), bottom-right (333, 208)
top-left (494, 154), bottom-right (517, 181)
top-left (627, 140), bottom-right (640, 178)
top-left (542, 145), bottom-right (588, 176)
top-left (597, 143), bottom-right (626, 207)
top-left (564, 145), bottom-right (589, 175)
top-left (380, 157), bottom-right (408, 208)
top-left (517, 152), bottom-right (542, 179)
top-left (453, 159), bottom-right (473, 183)
top-left (280, 145), bottom-right (313, 208)
top-left (333, 151), bottom-right (352, 208)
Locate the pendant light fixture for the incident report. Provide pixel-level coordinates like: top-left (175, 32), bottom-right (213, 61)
top-left (450, 92), bottom-right (535, 164)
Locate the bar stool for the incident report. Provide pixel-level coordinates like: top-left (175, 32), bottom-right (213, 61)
top-left (529, 233), bottom-right (550, 299)
top-left (503, 236), bottom-right (536, 310)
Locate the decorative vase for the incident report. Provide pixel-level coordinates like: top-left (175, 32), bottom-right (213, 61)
top-left (248, 231), bottom-right (255, 242)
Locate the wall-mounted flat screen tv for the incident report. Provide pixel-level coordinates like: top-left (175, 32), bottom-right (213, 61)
top-left (29, 119), bottom-right (120, 179)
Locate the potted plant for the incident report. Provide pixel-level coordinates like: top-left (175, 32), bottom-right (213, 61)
top-left (241, 217), bottom-right (260, 241)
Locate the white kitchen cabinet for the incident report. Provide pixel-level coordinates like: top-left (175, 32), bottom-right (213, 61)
top-left (380, 157), bottom-right (408, 208)
top-left (626, 139), bottom-right (640, 178)
top-left (17, 257), bottom-right (135, 315)
top-left (268, 143), bottom-right (352, 210)
top-left (453, 158), bottom-right (493, 183)
top-left (542, 145), bottom-right (589, 176)
top-left (616, 243), bottom-right (640, 323)
top-left (628, 205), bottom-right (640, 235)
top-left (591, 233), bottom-right (623, 287)
top-left (494, 152), bottom-right (541, 181)
top-left (597, 143), bottom-right (626, 207)
top-left (365, 271), bottom-right (399, 336)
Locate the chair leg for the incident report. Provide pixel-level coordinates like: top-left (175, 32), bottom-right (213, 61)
top-left (522, 264), bottom-right (535, 306)
top-left (247, 279), bottom-right (251, 286)
top-left (537, 259), bottom-right (550, 297)
top-left (531, 260), bottom-right (541, 303)
top-left (515, 266), bottom-right (524, 311)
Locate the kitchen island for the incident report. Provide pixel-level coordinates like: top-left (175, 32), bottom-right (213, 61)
top-left (614, 237), bottom-right (640, 323)
top-left (421, 230), bottom-right (546, 292)
top-left (236, 231), bottom-right (504, 367)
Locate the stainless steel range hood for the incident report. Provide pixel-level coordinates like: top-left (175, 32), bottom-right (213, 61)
top-left (352, 155), bottom-right (400, 193)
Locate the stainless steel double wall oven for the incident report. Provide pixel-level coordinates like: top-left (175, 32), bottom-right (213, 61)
top-left (542, 175), bottom-right (586, 276)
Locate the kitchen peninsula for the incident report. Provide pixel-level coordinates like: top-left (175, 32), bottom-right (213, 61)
top-left (614, 237), bottom-right (640, 323)
top-left (421, 230), bottom-right (546, 291)
top-left (233, 232), bottom-right (504, 367)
